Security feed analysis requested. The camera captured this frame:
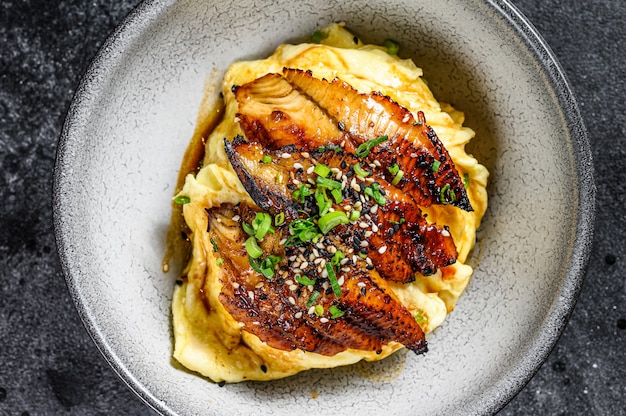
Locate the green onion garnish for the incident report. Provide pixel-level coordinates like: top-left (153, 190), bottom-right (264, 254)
top-left (330, 188), bottom-right (343, 204)
top-left (387, 163), bottom-right (400, 176)
top-left (325, 262), bottom-right (342, 297)
top-left (391, 169), bottom-right (404, 185)
top-left (292, 184), bottom-right (312, 203)
top-left (316, 176), bottom-right (342, 189)
top-left (355, 135), bottom-right (389, 158)
top-left (330, 250), bottom-right (345, 268)
top-left (253, 212), bottom-right (273, 240)
top-left (463, 173), bottom-right (470, 189)
top-left (348, 210), bottom-right (361, 222)
top-left (274, 212), bottom-right (285, 226)
top-left (242, 222), bottom-right (255, 236)
top-left (245, 236), bottom-right (264, 259)
top-left (314, 304), bottom-right (325, 316)
top-left (364, 183), bottom-right (387, 206)
top-left (431, 160), bottom-right (441, 172)
top-left (216, 258), bottom-right (224, 267)
top-left (383, 39), bottom-right (400, 55)
top-left (318, 211), bottom-right (350, 234)
top-left (306, 290), bottom-right (320, 307)
top-left (328, 305), bottom-right (345, 319)
top-left (173, 195), bottom-right (190, 205)
top-left (295, 275), bottom-right (317, 286)
top-left (261, 155), bottom-right (272, 164)
top-left (313, 162), bottom-right (331, 178)
top-left (439, 183), bottom-right (456, 204)
top-left (353, 163), bottom-right (370, 177)
top-left (414, 310), bottom-right (427, 324)
top-left (315, 188), bottom-right (332, 216)
top-left (210, 237), bottom-right (219, 252)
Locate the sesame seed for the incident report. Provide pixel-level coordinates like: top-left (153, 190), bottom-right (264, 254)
top-left (232, 282), bottom-right (240, 289)
top-left (255, 282), bottom-right (264, 289)
top-left (289, 284), bottom-right (298, 291)
top-left (357, 282), bottom-right (366, 288)
top-left (366, 257), bottom-right (373, 266)
top-left (402, 113), bottom-right (411, 123)
top-left (295, 311), bottom-right (303, 319)
top-left (307, 178), bottom-right (316, 185)
top-left (292, 262), bottom-right (301, 269)
top-left (352, 255), bottom-right (359, 264)
top-left (341, 267), bottom-right (351, 272)
top-left (232, 215), bottom-right (241, 221)
top-left (336, 171), bottom-right (343, 180)
top-left (292, 268), bottom-right (302, 275)
top-left (410, 152), bottom-right (418, 158)
top-left (358, 222), bottom-right (369, 229)
top-left (364, 214), bottom-right (372, 221)
top-left (248, 291), bottom-right (255, 301)
top-left (253, 321), bottom-right (260, 325)
top-left (285, 279), bottom-right (293, 285)
top-left (308, 306), bottom-right (316, 315)
top-left (322, 281), bottom-right (329, 290)
top-left (371, 223), bottom-right (379, 233)
top-left (289, 255), bottom-right (297, 262)
top-left (312, 248), bottom-right (320, 257)
top-left (343, 204), bottom-right (352, 211)
top-left (300, 261), bottom-right (309, 269)
top-left (292, 179), bottom-right (301, 185)
top-left (337, 276), bottom-right (345, 285)
top-left (370, 205), bottom-right (378, 214)
top-left (442, 229), bottom-right (451, 237)
top-left (364, 230), bottom-right (373, 238)
top-left (302, 152), bottom-right (310, 158)
top-left (340, 258), bottom-right (350, 265)
top-left (378, 246), bottom-right (387, 254)
top-left (306, 166), bottom-right (315, 174)
top-left (360, 240), bottom-right (369, 247)
top-left (365, 177), bottom-right (375, 183)
top-left (320, 317), bottom-right (329, 323)
top-left (293, 162), bottom-right (303, 169)
top-left (288, 296), bottom-right (296, 305)
top-left (281, 152), bottom-right (291, 159)
top-left (373, 160), bottom-right (381, 167)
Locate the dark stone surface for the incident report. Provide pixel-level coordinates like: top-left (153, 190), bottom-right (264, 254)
top-left (0, 0), bottom-right (624, 414)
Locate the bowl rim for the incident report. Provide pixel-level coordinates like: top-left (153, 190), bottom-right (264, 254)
top-left (52, 0), bottom-right (595, 414)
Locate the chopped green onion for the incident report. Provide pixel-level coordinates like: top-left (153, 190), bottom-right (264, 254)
top-left (439, 183), bottom-right (456, 204)
top-left (315, 188), bottom-right (332, 216)
top-left (274, 212), bottom-right (285, 226)
top-left (210, 237), bottom-right (219, 252)
top-left (313, 163), bottom-right (331, 178)
top-left (325, 262), bottom-right (342, 297)
top-left (328, 305), bottom-right (345, 319)
top-left (173, 195), bottom-right (190, 205)
top-left (330, 188), bottom-right (343, 204)
top-left (364, 183), bottom-right (387, 206)
top-left (330, 250), bottom-right (345, 268)
top-left (353, 163), bottom-right (370, 177)
top-left (431, 160), bottom-right (441, 172)
top-left (355, 135), bottom-right (389, 158)
top-left (463, 173), bottom-right (470, 189)
top-left (253, 212), bottom-right (273, 240)
top-left (387, 163), bottom-right (400, 176)
top-left (248, 256), bottom-right (275, 279)
top-left (391, 169), bottom-right (404, 185)
top-left (306, 290), bottom-right (320, 307)
top-left (389, 218), bottom-right (406, 225)
top-left (414, 310), bottom-right (427, 324)
top-left (216, 258), bottom-right (224, 267)
top-left (292, 184), bottom-right (312, 203)
top-left (245, 236), bottom-right (264, 259)
top-left (314, 304), bottom-right (325, 316)
top-left (275, 171), bottom-right (283, 184)
top-left (318, 211), bottom-right (350, 234)
top-left (285, 218), bottom-right (320, 246)
top-left (316, 176), bottom-right (342, 189)
top-left (242, 222), bottom-right (255, 236)
top-left (383, 38), bottom-right (400, 55)
top-left (295, 275), bottom-right (317, 286)
top-left (261, 155), bottom-right (272, 164)
top-left (348, 210), bottom-right (361, 222)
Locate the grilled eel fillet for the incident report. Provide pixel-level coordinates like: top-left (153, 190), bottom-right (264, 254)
top-left (225, 137), bottom-right (457, 281)
top-left (209, 205), bottom-right (427, 356)
top-left (235, 69), bottom-right (472, 212)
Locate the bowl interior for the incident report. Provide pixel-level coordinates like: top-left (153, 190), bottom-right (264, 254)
top-left (54, 0), bottom-right (593, 415)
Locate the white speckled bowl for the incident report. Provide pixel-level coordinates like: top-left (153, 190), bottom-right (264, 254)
top-left (53, 0), bottom-right (595, 415)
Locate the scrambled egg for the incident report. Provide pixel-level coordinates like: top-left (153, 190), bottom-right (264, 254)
top-left (171, 23), bottom-right (489, 382)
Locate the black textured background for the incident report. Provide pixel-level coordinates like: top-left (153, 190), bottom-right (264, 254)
top-left (1, 0), bottom-right (624, 414)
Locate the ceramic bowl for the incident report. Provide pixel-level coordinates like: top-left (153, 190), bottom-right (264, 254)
top-left (53, 0), bottom-right (595, 414)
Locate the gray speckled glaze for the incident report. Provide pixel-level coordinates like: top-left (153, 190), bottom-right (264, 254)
top-left (53, 0), bottom-right (594, 415)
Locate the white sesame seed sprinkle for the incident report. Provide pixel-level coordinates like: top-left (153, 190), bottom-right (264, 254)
top-left (288, 296), bottom-right (296, 305)
top-left (248, 291), bottom-right (255, 301)
top-left (300, 261), bottom-right (309, 269)
top-left (308, 306), bottom-right (316, 315)
top-left (293, 162), bottom-right (303, 169)
top-left (232, 282), bottom-right (240, 289)
top-left (292, 179), bottom-right (301, 185)
top-left (378, 246), bottom-right (388, 254)
top-left (360, 240), bottom-right (369, 247)
top-left (289, 284), bottom-right (298, 291)
top-left (364, 230), bottom-right (373, 238)
top-left (281, 152), bottom-right (291, 159)
top-left (358, 222), bottom-right (369, 229)
top-left (410, 152), bottom-right (418, 158)
top-left (295, 311), bottom-right (303, 319)
top-left (320, 317), bottom-right (329, 323)
top-left (373, 160), bottom-right (382, 167)
top-left (306, 166), bottom-right (315, 174)
top-left (371, 223), bottom-right (379, 233)
top-left (370, 205), bottom-right (378, 214)
top-left (289, 255), bottom-right (297, 262)
top-left (255, 282), bottom-right (264, 289)
top-left (279, 238), bottom-right (287, 245)
top-left (232, 215), bottom-right (241, 222)
top-left (442, 229), bottom-right (451, 237)
top-left (357, 282), bottom-right (367, 287)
